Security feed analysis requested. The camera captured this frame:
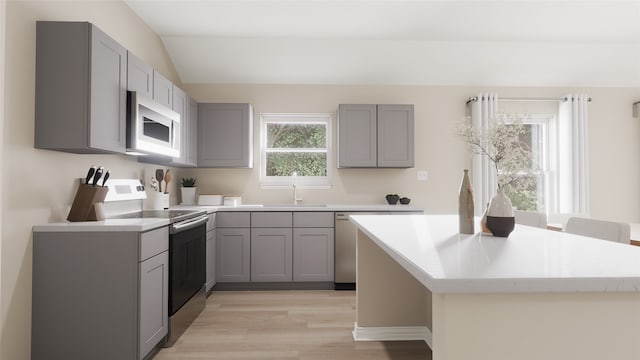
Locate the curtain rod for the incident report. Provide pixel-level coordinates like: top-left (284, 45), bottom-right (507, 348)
top-left (465, 96), bottom-right (592, 105)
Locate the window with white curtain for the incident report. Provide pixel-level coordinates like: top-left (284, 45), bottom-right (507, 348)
top-left (260, 113), bottom-right (331, 188)
top-left (501, 114), bottom-right (557, 213)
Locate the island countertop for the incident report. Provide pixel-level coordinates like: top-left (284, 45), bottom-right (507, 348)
top-left (350, 214), bottom-right (640, 294)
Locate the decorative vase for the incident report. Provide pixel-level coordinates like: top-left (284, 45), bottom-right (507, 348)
top-left (180, 187), bottom-right (197, 205)
top-left (458, 169), bottom-right (475, 234)
top-left (485, 188), bottom-right (515, 237)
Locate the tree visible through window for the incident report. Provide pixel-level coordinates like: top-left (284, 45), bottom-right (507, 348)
top-left (502, 115), bottom-right (552, 212)
top-left (261, 114), bottom-right (331, 187)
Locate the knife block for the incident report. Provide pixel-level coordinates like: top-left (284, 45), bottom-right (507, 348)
top-left (67, 184), bottom-right (109, 222)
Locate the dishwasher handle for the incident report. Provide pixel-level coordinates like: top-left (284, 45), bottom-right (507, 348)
top-left (335, 213), bottom-right (350, 221)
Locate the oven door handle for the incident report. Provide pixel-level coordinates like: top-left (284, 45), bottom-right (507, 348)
top-left (171, 215), bottom-right (209, 233)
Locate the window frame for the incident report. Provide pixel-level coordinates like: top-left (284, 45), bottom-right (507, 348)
top-left (501, 113), bottom-right (557, 213)
top-left (259, 113), bottom-right (332, 189)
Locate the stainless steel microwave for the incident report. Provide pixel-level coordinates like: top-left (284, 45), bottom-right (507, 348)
top-left (126, 91), bottom-right (180, 158)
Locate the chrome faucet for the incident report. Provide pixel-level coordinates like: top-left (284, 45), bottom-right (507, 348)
top-left (292, 171), bottom-right (302, 205)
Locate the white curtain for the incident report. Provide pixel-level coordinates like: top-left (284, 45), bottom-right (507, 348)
top-left (470, 93), bottom-right (499, 216)
top-left (558, 93), bottom-right (590, 215)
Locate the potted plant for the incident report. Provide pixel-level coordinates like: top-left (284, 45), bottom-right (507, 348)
top-left (180, 177), bottom-right (197, 205)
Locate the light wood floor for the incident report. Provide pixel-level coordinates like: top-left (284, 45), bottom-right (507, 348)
top-left (155, 290), bottom-right (432, 360)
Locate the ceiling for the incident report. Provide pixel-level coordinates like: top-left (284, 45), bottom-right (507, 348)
top-left (124, 1), bottom-right (640, 87)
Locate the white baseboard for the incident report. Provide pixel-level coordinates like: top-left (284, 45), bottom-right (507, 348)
top-left (352, 322), bottom-right (433, 349)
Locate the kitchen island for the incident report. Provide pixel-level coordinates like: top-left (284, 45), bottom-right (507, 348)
top-left (350, 214), bottom-right (640, 360)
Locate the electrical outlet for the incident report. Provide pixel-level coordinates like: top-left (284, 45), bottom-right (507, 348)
top-left (417, 171), bottom-right (428, 181)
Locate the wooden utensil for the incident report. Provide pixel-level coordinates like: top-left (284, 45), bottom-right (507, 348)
top-left (164, 169), bottom-right (172, 194)
top-left (155, 169), bottom-right (164, 193)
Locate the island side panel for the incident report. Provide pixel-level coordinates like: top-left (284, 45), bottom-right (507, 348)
top-left (356, 229), bottom-right (431, 329)
top-left (432, 292), bottom-right (640, 360)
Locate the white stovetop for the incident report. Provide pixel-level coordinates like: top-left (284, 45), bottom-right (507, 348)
top-left (350, 214), bottom-right (640, 294)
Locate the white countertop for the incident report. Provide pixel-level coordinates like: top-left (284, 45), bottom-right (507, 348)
top-left (350, 214), bottom-right (640, 294)
top-left (173, 204), bottom-right (423, 213)
top-left (33, 204), bottom-right (423, 232)
top-left (32, 218), bottom-right (171, 232)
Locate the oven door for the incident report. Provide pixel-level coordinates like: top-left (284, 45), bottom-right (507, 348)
top-left (168, 222), bottom-right (206, 316)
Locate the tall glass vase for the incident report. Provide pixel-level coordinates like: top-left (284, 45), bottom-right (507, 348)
top-left (458, 169), bottom-right (475, 234)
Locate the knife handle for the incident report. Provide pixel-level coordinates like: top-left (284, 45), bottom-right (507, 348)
top-left (85, 166), bottom-right (96, 184)
top-left (101, 170), bottom-right (110, 187)
top-left (92, 167), bottom-right (104, 187)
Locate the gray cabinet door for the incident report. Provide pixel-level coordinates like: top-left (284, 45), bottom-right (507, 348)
top-left (187, 97), bottom-right (199, 167)
top-left (293, 228), bottom-right (334, 282)
top-left (338, 104), bottom-right (377, 167)
top-left (170, 85), bottom-right (188, 166)
top-left (153, 70), bottom-right (172, 108)
top-left (251, 228), bottom-right (293, 282)
top-left (205, 228), bottom-right (216, 292)
top-left (35, 21), bottom-right (126, 154)
top-left (216, 228), bottom-right (251, 282)
top-left (126, 51), bottom-right (153, 98)
top-left (139, 251), bottom-right (168, 359)
top-left (88, 24), bottom-right (127, 153)
top-left (377, 104), bottom-right (414, 167)
top-left (198, 103), bottom-right (254, 168)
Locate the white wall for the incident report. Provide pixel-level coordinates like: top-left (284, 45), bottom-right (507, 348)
top-left (1, 2), bottom-right (180, 359)
top-left (181, 84), bottom-right (640, 222)
top-left (0, 0), bottom-right (6, 354)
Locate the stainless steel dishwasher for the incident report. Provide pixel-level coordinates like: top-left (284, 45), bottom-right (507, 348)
top-left (335, 212), bottom-right (378, 290)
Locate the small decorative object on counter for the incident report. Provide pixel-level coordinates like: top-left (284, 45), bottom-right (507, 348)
top-left (458, 169), bottom-right (475, 234)
top-left (180, 177), bottom-right (197, 205)
top-left (399, 197), bottom-right (411, 205)
top-left (67, 166), bottom-right (110, 221)
top-left (385, 194), bottom-right (400, 205)
top-left (485, 188), bottom-right (515, 237)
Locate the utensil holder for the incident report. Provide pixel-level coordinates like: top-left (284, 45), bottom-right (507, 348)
top-left (67, 184), bottom-right (109, 222)
top-left (144, 192), bottom-right (169, 210)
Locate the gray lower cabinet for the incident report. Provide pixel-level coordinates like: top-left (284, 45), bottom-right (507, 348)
top-left (139, 251), bottom-right (169, 359)
top-left (32, 227), bottom-right (169, 360)
top-left (35, 21), bottom-right (127, 154)
top-left (216, 228), bottom-right (251, 282)
top-left (216, 212), bottom-right (251, 283)
top-left (293, 212), bottom-right (335, 282)
top-left (198, 103), bottom-right (254, 168)
top-left (337, 104), bottom-right (414, 168)
top-left (293, 228), bottom-right (334, 282)
top-left (251, 228), bottom-right (293, 282)
top-left (205, 213), bottom-right (216, 292)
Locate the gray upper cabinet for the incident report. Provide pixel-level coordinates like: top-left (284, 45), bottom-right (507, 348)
top-left (170, 85), bottom-right (188, 166)
top-left (186, 97), bottom-right (199, 166)
top-left (337, 104), bottom-right (414, 168)
top-left (198, 103), bottom-right (254, 168)
top-left (35, 21), bottom-right (127, 154)
top-left (377, 105), bottom-right (415, 167)
top-left (126, 51), bottom-right (153, 98)
top-left (152, 70), bottom-right (172, 108)
top-left (338, 104), bottom-right (377, 167)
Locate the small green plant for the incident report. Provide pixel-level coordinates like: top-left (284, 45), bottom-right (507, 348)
top-left (181, 177), bottom-right (197, 187)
